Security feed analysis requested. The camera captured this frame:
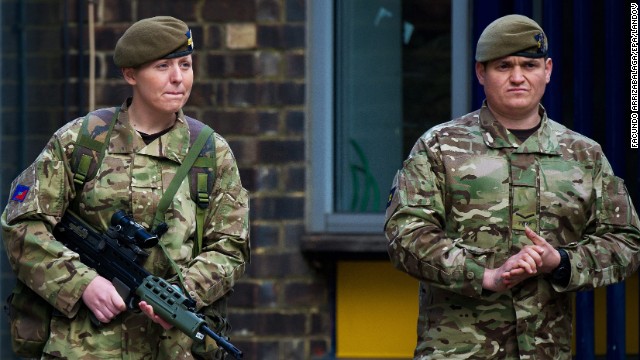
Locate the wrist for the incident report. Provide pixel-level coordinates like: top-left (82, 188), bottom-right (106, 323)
top-left (482, 268), bottom-right (503, 292)
top-left (481, 268), bottom-right (494, 290)
top-left (550, 248), bottom-right (570, 286)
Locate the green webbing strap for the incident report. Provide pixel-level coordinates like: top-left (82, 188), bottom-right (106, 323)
top-left (72, 108), bottom-right (119, 210)
top-left (152, 125), bottom-right (215, 288)
top-left (192, 133), bottom-right (216, 257)
top-left (194, 172), bottom-right (209, 256)
top-left (73, 109), bottom-right (119, 187)
top-left (74, 155), bottom-right (93, 187)
top-left (152, 125), bottom-right (214, 230)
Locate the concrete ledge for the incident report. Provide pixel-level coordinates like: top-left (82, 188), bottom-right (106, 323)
top-left (301, 233), bottom-right (389, 259)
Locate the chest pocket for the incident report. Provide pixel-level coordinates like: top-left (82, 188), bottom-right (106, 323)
top-left (79, 154), bottom-right (133, 217)
top-left (83, 153), bottom-right (164, 227)
top-left (129, 155), bottom-right (164, 224)
top-left (539, 158), bottom-right (593, 244)
top-left (510, 153), bottom-right (538, 232)
top-left (444, 154), bottom-right (510, 249)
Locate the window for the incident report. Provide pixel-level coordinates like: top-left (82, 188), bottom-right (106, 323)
top-left (308, 0), bottom-right (471, 233)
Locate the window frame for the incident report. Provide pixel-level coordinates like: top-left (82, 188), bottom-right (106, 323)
top-left (306, 0), bottom-right (472, 234)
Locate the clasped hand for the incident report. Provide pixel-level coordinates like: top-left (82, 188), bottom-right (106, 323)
top-left (82, 276), bottom-right (173, 329)
top-left (482, 226), bottom-right (561, 292)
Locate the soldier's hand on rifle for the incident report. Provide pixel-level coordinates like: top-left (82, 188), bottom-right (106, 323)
top-left (139, 300), bottom-right (174, 330)
top-left (82, 275), bottom-right (127, 323)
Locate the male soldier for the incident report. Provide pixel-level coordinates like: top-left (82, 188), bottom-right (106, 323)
top-left (384, 14), bottom-right (640, 359)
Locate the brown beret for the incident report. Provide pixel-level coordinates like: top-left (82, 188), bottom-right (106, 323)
top-left (475, 14), bottom-right (548, 62)
top-left (113, 16), bottom-right (194, 68)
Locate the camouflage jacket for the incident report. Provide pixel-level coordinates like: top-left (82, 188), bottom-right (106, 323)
top-left (2, 99), bottom-right (250, 359)
top-left (384, 103), bottom-right (640, 359)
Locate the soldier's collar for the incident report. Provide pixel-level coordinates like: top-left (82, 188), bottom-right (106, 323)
top-left (479, 103), bottom-right (561, 155)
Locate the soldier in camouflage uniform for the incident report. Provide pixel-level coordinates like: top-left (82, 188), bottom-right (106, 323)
top-left (2, 16), bottom-right (250, 359)
top-left (384, 14), bottom-right (640, 359)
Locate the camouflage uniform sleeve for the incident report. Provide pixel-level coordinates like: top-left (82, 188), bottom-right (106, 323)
top-left (1, 127), bottom-right (98, 317)
top-left (555, 155), bottom-right (640, 292)
top-left (384, 142), bottom-right (486, 298)
top-left (182, 134), bottom-right (250, 309)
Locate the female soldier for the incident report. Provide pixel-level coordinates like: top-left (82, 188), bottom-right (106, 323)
top-left (2, 16), bottom-right (249, 359)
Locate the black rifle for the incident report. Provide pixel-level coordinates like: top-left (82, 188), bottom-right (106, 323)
top-left (52, 210), bottom-right (243, 360)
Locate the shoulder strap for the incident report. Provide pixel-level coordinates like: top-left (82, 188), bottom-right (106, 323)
top-left (151, 117), bottom-right (217, 257)
top-left (184, 117), bottom-right (217, 210)
top-left (185, 117), bottom-right (217, 257)
top-left (71, 107), bottom-right (119, 209)
top-left (151, 118), bottom-right (216, 295)
top-left (151, 122), bottom-right (213, 291)
top-left (152, 122), bottom-right (214, 229)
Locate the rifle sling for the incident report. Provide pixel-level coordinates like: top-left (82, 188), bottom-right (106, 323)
top-left (152, 125), bottom-right (215, 293)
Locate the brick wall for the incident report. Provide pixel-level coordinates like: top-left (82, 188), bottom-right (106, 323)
top-left (1, 1), bottom-right (332, 359)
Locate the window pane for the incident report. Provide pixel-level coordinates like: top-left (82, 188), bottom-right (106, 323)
top-left (402, 0), bottom-right (451, 159)
top-left (335, 0), bottom-right (403, 213)
top-left (334, 0), bottom-right (451, 214)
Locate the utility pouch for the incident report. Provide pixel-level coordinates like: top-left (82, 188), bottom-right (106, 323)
top-left (5, 281), bottom-right (52, 357)
top-left (192, 295), bottom-right (231, 360)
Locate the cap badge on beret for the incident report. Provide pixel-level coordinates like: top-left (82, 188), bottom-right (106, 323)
top-left (186, 29), bottom-right (194, 51)
top-left (535, 33), bottom-right (547, 54)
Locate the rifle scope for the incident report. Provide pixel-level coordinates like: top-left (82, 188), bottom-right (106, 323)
top-left (111, 210), bottom-right (159, 249)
